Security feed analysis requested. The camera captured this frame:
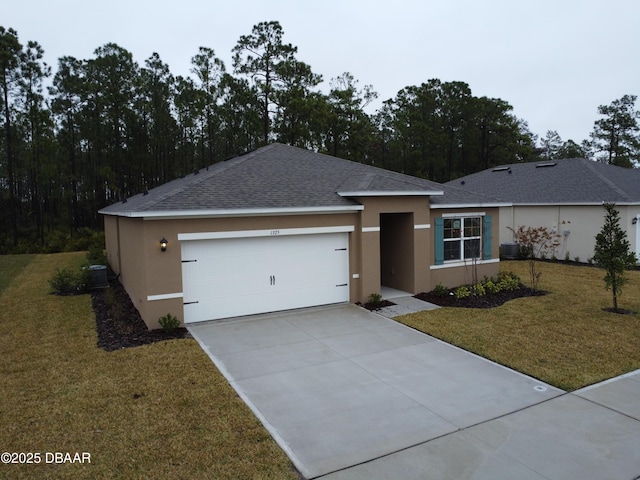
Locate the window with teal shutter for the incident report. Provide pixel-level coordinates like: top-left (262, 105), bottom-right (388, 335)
top-left (483, 215), bottom-right (492, 259)
top-left (434, 218), bottom-right (444, 265)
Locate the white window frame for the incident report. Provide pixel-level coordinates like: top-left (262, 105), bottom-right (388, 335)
top-left (443, 216), bottom-right (483, 262)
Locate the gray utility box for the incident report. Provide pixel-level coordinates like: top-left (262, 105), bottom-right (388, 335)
top-left (500, 243), bottom-right (519, 260)
top-left (89, 265), bottom-right (109, 288)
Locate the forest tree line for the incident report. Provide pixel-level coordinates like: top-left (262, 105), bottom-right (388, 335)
top-left (1, 21), bottom-right (639, 253)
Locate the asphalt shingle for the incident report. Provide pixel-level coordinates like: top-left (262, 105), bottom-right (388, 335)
top-left (447, 159), bottom-right (640, 205)
top-left (100, 143), bottom-right (501, 216)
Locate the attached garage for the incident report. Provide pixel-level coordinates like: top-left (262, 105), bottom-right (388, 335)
top-left (100, 143), bottom-right (502, 329)
top-left (179, 228), bottom-right (351, 323)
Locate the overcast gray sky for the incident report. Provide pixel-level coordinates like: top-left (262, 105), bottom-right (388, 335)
top-left (5, 0), bottom-right (639, 144)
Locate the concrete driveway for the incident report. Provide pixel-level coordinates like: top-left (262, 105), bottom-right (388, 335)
top-left (188, 304), bottom-right (640, 479)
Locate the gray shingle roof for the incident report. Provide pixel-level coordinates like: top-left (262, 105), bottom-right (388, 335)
top-left (99, 143), bottom-right (504, 217)
top-left (447, 159), bottom-right (640, 205)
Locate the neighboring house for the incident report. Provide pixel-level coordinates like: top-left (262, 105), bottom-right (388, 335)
top-left (100, 143), bottom-right (504, 329)
top-left (447, 158), bottom-right (640, 264)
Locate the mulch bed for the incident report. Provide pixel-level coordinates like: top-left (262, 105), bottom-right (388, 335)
top-left (91, 277), bottom-right (190, 352)
top-left (358, 300), bottom-right (396, 311)
top-left (90, 275), bottom-right (544, 351)
top-left (415, 285), bottom-right (546, 308)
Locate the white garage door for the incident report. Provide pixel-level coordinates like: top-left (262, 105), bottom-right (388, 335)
top-left (181, 232), bottom-right (350, 323)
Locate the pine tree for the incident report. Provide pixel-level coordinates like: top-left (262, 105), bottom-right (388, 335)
top-left (593, 203), bottom-right (637, 312)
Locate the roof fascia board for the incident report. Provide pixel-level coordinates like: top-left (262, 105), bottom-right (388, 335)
top-left (338, 190), bottom-right (444, 197)
top-left (99, 205), bottom-right (364, 219)
top-left (431, 202), bottom-right (511, 209)
top-left (508, 201), bottom-right (640, 207)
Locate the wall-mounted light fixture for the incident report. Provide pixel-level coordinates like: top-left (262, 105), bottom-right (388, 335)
top-left (160, 238), bottom-right (168, 252)
top-left (632, 217), bottom-right (638, 225)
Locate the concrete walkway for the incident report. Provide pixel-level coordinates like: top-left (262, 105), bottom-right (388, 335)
top-left (186, 304), bottom-right (640, 479)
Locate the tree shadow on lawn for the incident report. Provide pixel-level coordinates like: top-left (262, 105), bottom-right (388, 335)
top-left (602, 307), bottom-right (638, 316)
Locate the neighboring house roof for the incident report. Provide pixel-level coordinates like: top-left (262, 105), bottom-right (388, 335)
top-left (100, 143), bottom-right (502, 218)
top-left (447, 158), bottom-right (640, 205)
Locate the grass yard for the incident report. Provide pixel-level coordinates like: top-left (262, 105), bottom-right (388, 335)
top-left (0, 254), bottom-right (35, 295)
top-left (397, 261), bottom-right (640, 391)
top-left (0, 253), bottom-right (298, 480)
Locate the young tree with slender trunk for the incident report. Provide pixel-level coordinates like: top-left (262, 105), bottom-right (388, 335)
top-left (593, 203), bottom-right (637, 312)
top-left (508, 225), bottom-right (560, 291)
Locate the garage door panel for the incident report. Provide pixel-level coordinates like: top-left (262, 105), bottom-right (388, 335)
top-left (181, 232), bottom-right (350, 323)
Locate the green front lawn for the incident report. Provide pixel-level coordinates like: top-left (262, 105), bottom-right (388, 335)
top-left (0, 253), bottom-right (298, 480)
top-left (0, 253), bottom-right (35, 295)
top-left (2, 254), bottom-right (638, 478)
top-left (397, 261), bottom-right (640, 391)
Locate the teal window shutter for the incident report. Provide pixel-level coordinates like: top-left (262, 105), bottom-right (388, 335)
top-left (435, 218), bottom-right (444, 265)
top-left (483, 215), bottom-right (492, 260)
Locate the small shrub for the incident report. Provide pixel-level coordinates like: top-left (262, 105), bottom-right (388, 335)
top-left (49, 267), bottom-right (89, 295)
top-left (454, 285), bottom-right (470, 299)
top-left (367, 293), bottom-right (383, 307)
top-left (471, 283), bottom-right (486, 296)
top-left (159, 313), bottom-right (180, 332)
top-left (574, 256), bottom-right (580, 263)
top-left (77, 266), bottom-right (92, 292)
top-left (86, 245), bottom-right (108, 266)
top-left (484, 280), bottom-right (502, 295)
top-left (497, 271), bottom-right (520, 292)
top-left (433, 283), bottom-right (449, 297)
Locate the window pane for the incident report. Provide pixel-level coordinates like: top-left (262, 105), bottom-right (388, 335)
top-left (444, 240), bottom-right (461, 260)
top-left (464, 217), bottom-right (481, 237)
top-left (464, 239), bottom-right (481, 259)
top-left (444, 218), bottom-right (461, 239)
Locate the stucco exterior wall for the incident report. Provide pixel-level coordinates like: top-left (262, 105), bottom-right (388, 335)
top-left (500, 204), bottom-right (640, 264)
top-left (104, 215), bottom-right (120, 275)
top-left (114, 217), bottom-right (147, 320)
top-left (356, 196), bottom-right (432, 300)
top-left (429, 207), bottom-right (501, 289)
top-left (103, 196), bottom-right (505, 329)
top-left (107, 212), bottom-right (362, 329)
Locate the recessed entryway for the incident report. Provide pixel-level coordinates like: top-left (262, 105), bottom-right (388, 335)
top-left (379, 213), bottom-right (415, 294)
top-left (380, 285), bottom-right (412, 299)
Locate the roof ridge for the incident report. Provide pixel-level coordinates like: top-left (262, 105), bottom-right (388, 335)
top-left (581, 159), bottom-right (632, 202)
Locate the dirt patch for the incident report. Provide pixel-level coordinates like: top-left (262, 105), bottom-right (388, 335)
top-left (91, 278), bottom-right (190, 352)
top-left (415, 286), bottom-right (546, 308)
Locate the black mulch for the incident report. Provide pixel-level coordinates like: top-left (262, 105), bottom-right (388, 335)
top-left (358, 300), bottom-right (396, 311)
top-left (415, 285), bottom-right (546, 309)
top-left (91, 278), bottom-right (190, 352)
